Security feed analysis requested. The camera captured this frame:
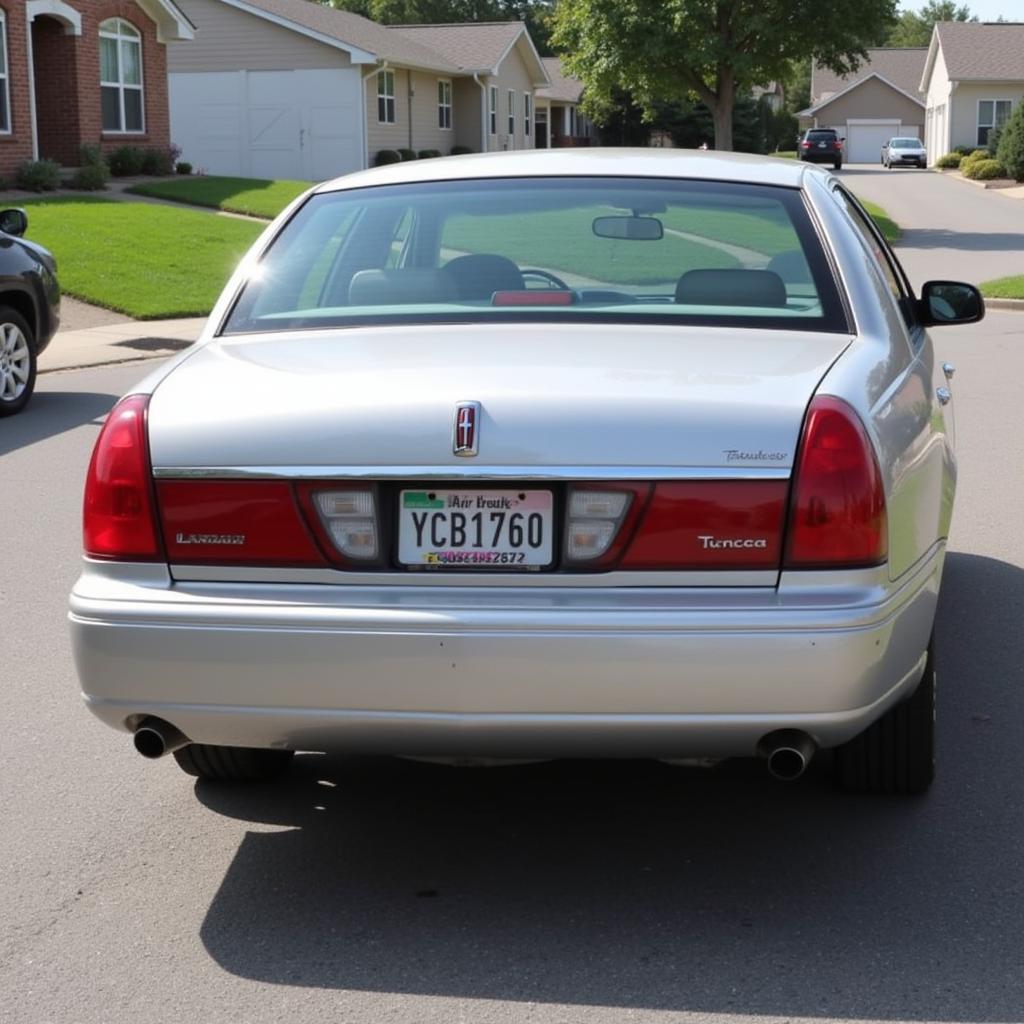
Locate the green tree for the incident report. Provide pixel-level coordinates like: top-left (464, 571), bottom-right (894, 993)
top-left (886, 2), bottom-right (975, 47)
top-left (553, 0), bottom-right (898, 152)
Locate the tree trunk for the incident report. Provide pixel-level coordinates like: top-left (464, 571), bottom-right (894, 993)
top-left (711, 101), bottom-right (734, 151)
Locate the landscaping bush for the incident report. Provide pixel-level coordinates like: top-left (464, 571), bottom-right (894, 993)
top-left (987, 125), bottom-right (1003, 157)
top-left (997, 99), bottom-right (1024, 181)
top-left (417, 149), bottom-right (442, 159)
top-left (374, 149), bottom-right (402, 166)
top-left (16, 159), bottom-right (61, 192)
top-left (176, 161), bottom-right (193, 175)
top-left (108, 145), bottom-right (146, 176)
top-left (935, 152), bottom-right (963, 169)
top-left (141, 147), bottom-right (175, 176)
top-left (954, 144), bottom-right (977, 156)
top-left (963, 157), bottom-right (1007, 180)
top-left (69, 163), bottom-right (110, 191)
top-left (397, 148), bottom-right (417, 161)
top-left (450, 145), bottom-right (473, 155)
top-left (79, 144), bottom-right (106, 168)
top-left (958, 149), bottom-right (990, 175)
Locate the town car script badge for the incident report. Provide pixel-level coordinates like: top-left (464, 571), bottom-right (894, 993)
top-left (453, 401), bottom-right (481, 457)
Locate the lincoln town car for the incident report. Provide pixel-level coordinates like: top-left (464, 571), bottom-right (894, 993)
top-left (69, 150), bottom-right (982, 794)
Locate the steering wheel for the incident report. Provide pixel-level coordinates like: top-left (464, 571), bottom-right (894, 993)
top-left (520, 268), bottom-right (571, 290)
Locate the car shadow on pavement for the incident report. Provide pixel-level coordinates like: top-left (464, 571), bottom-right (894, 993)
top-left (0, 390), bottom-right (115, 457)
top-left (194, 550), bottom-right (1024, 1020)
top-left (895, 228), bottom-right (1024, 252)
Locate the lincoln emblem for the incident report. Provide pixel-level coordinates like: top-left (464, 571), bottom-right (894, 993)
top-left (453, 401), bottom-right (480, 457)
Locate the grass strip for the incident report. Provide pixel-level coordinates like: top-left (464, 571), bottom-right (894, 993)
top-left (126, 176), bottom-right (310, 220)
top-left (979, 275), bottom-right (1024, 299)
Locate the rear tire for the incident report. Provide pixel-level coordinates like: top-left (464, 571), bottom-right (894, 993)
top-left (833, 160), bottom-right (842, 170)
top-left (833, 642), bottom-right (935, 794)
top-left (0, 307), bottom-right (36, 417)
top-left (173, 744), bottom-right (294, 782)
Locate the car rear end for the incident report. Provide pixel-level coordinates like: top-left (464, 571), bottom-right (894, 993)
top-left (799, 130), bottom-right (843, 166)
top-left (68, 155), bottom-right (942, 790)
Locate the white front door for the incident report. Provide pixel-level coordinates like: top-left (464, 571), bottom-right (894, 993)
top-left (170, 68), bottom-right (363, 182)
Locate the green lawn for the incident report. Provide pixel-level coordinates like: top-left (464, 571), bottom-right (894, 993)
top-left (126, 176), bottom-right (311, 219)
top-left (860, 199), bottom-right (901, 244)
top-left (979, 274), bottom-right (1024, 299)
top-left (17, 197), bottom-right (263, 318)
top-left (772, 151), bottom-right (798, 160)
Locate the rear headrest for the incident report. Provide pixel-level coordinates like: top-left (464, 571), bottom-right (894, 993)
top-left (348, 269), bottom-right (457, 306)
top-left (675, 269), bottom-right (788, 307)
top-left (442, 253), bottom-right (524, 299)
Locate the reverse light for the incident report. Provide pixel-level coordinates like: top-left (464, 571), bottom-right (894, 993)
top-left (311, 488), bottom-right (379, 560)
top-left (784, 396), bottom-right (887, 569)
top-left (564, 487), bottom-right (639, 563)
top-left (83, 394), bottom-right (161, 560)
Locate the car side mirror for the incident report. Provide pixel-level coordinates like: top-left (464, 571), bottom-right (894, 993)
top-left (0, 208), bottom-right (27, 237)
top-left (919, 280), bottom-right (984, 326)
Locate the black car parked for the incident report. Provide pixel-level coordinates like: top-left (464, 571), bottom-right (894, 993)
top-left (0, 208), bottom-right (60, 416)
top-left (798, 128), bottom-right (844, 170)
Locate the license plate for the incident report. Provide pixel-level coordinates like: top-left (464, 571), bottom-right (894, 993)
top-left (398, 489), bottom-right (554, 569)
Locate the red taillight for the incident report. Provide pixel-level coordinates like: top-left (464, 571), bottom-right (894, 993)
top-left (83, 394), bottom-right (161, 560)
top-left (784, 396), bottom-right (887, 569)
top-left (157, 481), bottom-right (328, 566)
top-left (801, 141), bottom-right (811, 148)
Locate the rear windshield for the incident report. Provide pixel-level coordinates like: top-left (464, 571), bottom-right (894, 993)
top-left (806, 130), bottom-right (837, 138)
top-left (222, 176), bottom-right (848, 335)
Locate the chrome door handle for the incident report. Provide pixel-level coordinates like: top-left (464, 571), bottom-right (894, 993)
top-left (936, 386), bottom-right (952, 405)
top-left (942, 362), bottom-right (956, 380)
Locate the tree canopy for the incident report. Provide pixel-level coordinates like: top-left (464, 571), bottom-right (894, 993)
top-left (553, 0), bottom-right (898, 152)
top-left (885, 1), bottom-right (975, 48)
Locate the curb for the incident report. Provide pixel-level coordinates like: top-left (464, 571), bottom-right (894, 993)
top-left (981, 297), bottom-right (1024, 312)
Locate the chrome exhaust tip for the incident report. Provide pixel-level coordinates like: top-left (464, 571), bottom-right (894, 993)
top-left (758, 730), bottom-right (816, 781)
top-left (133, 717), bottom-right (189, 759)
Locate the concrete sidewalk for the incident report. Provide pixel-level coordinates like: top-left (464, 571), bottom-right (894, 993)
top-left (38, 315), bottom-right (206, 373)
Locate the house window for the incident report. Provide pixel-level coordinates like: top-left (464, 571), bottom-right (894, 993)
top-left (0, 12), bottom-right (9, 134)
top-left (508, 89), bottom-right (515, 136)
top-left (377, 70), bottom-right (396, 124)
top-left (524, 93), bottom-right (531, 137)
top-left (100, 19), bottom-right (144, 133)
top-left (489, 86), bottom-right (497, 135)
top-left (438, 79), bottom-right (452, 130)
top-left (977, 99), bottom-right (1012, 146)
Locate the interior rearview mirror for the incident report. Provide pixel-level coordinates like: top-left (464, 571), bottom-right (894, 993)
top-left (592, 216), bottom-right (663, 241)
top-left (920, 280), bottom-right (984, 326)
top-left (0, 208), bottom-right (28, 237)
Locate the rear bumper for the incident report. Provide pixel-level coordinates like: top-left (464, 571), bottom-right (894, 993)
top-left (69, 550), bottom-right (944, 758)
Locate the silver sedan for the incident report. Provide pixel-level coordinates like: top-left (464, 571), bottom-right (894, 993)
top-left (69, 149), bottom-right (982, 794)
top-left (882, 137), bottom-right (928, 168)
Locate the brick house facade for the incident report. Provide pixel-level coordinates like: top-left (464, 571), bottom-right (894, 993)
top-left (0, 0), bottom-right (192, 178)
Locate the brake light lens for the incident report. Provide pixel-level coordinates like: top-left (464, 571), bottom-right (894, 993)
top-left (784, 396), bottom-right (887, 569)
top-left (83, 394), bottom-right (161, 560)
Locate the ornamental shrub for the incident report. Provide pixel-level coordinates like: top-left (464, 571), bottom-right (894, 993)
top-left (963, 157), bottom-right (1007, 180)
top-left (954, 144), bottom-right (977, 155)
top-left (450, 145), bottom-right (473, 155)
top-left (935, 152), bottom-right (962, 169)
top-left (417, 149), bottom-right (442, 159)
top-left (987, 125), bottom-right (1003, 157)
top-left (374, 149), bottom-right (402, 166)
top-left (176, 161), bottom-right (193, 175)
top-left (15, 159), bottom-right (61, 192)
top-left (397, 148), bottom-right (418, 161)
top-left (958, 149), bottom-right (990, 175)
top-left (69, 163), bottom-right (110, 191)
top-left (108, 145), bottom-right (145, 176)
top-left (996, 100), bottom-right (1024, 181)
top-left (141, 147), bottom-right (175, 175)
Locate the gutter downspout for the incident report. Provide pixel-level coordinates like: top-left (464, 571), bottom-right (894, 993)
top-left (473, 72), bottom-right (487, 153)
top-left (361, 61), bottom-right (387, 169)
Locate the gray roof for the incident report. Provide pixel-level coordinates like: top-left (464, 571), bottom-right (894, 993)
top-left (537, 58), bottom-right (583, 103)
top-left (811, 48), bottom-right (928, 103)
top-left (229, 0), bottom-right (460, 72)
top-left (934, 21), bottom-right (1024, 81)
top-left (386, 21), bottom-right (526, 73)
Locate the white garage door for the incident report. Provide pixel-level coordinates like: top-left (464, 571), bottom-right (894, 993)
top-left (170, 68), bottom-right (363, 182)
top-left (845, 121), bottom-right (900, 163)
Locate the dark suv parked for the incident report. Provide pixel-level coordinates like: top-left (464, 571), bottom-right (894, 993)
top-left (0, 208), bottom-right (60, 416)
top-left (798, 128), bottom-right (844, 170)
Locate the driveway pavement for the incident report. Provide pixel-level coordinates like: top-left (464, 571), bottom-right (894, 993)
top-left (840, 164), bottom-right (1024, 289)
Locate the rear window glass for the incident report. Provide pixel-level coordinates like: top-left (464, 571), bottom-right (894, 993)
top-left (222, 177), bottom-right (848, 335)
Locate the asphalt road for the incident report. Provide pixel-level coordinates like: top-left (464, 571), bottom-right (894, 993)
top-left (3, 316), bottom-right (1024, 1023)
top-left (840, 164), bottom-right (1024, 290)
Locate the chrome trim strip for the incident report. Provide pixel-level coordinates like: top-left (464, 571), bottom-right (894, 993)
top-left (152, 464), bottom-right (792, 481)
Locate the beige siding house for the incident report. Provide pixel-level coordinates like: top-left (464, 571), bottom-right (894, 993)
top-left (167, 0), bottom-right (551, 180)
top-left (799, 48), bottom-right (928, 163)
top-left (536, 58), bottom-right (598, 147)
top-left (921, 21), bottom-right (1024, 165)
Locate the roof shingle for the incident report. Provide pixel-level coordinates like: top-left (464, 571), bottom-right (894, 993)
top-left (811, 47), bottom-right (928, 103)
top-left (536, 58), bottom-right (583, 103)
top-left (385, 21), bottom-right (525, 73)
top-left (934, 21), bottom-right (1024, 81)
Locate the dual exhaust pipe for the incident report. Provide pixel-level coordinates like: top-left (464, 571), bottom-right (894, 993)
top-left (133, 717), bottom-right (189, 759)
top-left (758, 730), bottom-right (816, 781)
